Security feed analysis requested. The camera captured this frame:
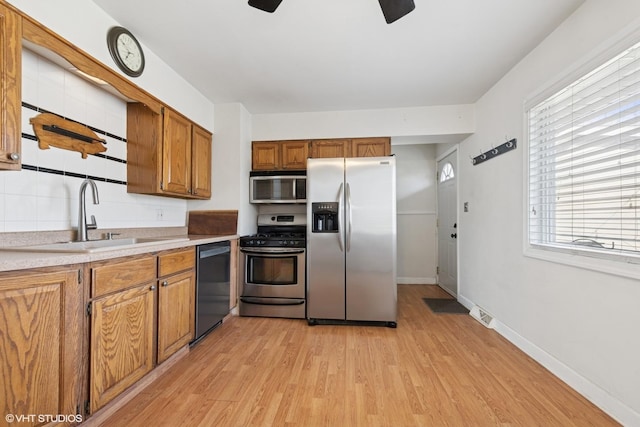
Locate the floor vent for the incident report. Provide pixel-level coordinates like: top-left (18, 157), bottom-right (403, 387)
top-left (470, 305), bottom-right (496, 329)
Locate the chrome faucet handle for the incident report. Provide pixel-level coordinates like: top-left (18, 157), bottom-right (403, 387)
top-left (87, 215), bottom-right (98, 230)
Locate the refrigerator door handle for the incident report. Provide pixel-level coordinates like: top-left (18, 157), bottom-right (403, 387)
top-left (337, 183), bottom-right (345, 252)
top-left (346, 182), bottom-right (352, 252)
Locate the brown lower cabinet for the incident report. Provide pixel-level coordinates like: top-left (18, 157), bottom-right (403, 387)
top-left (0, 244), bottom-right (211, 423)
top-left (88, 248), bottom-right (195, 413)
top-left (157, 248), bottom-right (196, 364)
top-left (0, 266), bottom-right (84, 427)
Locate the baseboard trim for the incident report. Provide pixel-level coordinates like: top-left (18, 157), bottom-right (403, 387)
top-left (396, 277), bottom-right (436, 285)
top-left (457, 295), bottom-right (639, 426)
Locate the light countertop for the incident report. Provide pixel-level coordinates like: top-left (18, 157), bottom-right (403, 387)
top-left (0, 234), bottom-right (238, 273)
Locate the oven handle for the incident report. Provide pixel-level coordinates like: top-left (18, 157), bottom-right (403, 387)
top-left (240, 248), bottom-right (305, 256)
top-left (240, 297), bottom-right (305, 306)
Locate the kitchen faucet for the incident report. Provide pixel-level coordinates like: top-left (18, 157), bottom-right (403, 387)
top-left (77, 179), bottom-right (99, 242)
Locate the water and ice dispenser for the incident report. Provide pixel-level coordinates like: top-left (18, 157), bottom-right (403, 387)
top-left (312, 202), bottom-right (339, 233)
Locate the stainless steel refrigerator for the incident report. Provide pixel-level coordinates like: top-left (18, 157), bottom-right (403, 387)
top-left (306, 156), bottom-right (397, 327)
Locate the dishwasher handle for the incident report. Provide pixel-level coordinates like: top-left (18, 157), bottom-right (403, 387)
top-left (199, 245), bottom-right (230, 259)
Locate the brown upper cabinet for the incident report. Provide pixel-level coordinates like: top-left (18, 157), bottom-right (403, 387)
top-left (252, 137), bottom-right (391, 171)
top-left (310, 139), bottom-right (352, 158)
top-left (127, 103), bottom-right (212, 199)
top-left (0, 4), bottom-right (22, 171)
top-left (351, 137), bottom-right (391, 157)
top-left (252, 140), bottom-right (309, 171)
top-left (311, 137), bottom-right (390, 159)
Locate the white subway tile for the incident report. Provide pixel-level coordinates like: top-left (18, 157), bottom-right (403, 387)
top-left (5, 194), bottom-right (38, 222)
top-left (5, 169), bottom-right (37, 196)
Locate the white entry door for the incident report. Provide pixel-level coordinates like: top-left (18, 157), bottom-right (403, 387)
top-left (437, 150), bottom-right (458, 297)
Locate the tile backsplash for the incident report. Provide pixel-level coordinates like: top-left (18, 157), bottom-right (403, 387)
top-left (0, 49), bottom-right (187, 233)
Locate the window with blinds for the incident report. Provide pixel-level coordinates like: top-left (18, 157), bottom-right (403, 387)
top-left (528, 39), bottom-right (640, 260)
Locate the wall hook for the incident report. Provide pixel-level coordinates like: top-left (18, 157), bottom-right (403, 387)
top-left (472, 138), bottom-right (517, 166)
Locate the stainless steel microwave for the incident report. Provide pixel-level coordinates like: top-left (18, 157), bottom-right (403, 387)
top-left (249, 173), bottom-right (306, 203)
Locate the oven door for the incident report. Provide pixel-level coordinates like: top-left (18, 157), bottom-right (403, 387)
top-left (240, 247), bottom-right (306, 299)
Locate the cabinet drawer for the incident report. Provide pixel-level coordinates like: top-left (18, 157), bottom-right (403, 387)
top-left (92, 256), bottom-right (157, 298)
top-left (158, 247), bottom-right (195, 277)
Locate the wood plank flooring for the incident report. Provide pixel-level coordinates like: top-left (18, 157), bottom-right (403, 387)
top-left (97, 285), bottom-right (618, 426)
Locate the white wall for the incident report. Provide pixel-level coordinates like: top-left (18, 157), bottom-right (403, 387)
top-left (1, 1), bottom-right (242, 235)
top-left (251, 107), bottom-right (473, 284)
top-left (189, 103), bottom-right (256, 235)
top-left (251, 104), bottom-right (475, 141)
top-left (393, 143), bottom-right (437, 284)
top-left (6, 0), bottom-right (214, 130)
top-left (456, 1), bottom-right (640, 424)
top-left (0, 49), bottom-right (186, 233)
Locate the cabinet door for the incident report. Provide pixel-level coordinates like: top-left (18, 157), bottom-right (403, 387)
top-left (311, 139), bottom-right (352, 158)
top-left (0, 268), bottom-right (83, 424)
top-left (0, 4), bottom-right (22, 171)
top-left (127, 103), bottom-right (163, 195)
top-left (157, 270), bottom-right (195, 364)
top-left (162, 109), bottom-right (193, 195)
top-left (191, 125), bottom-right (212, 198)
top-left (252, 141), bottom-right (280, 170)
top-left (90, 283), bottom-right (155, 412)
top-left (351, 137), bottom-right (390, 157)
top-left (281, 140), bottom-right (309, 170)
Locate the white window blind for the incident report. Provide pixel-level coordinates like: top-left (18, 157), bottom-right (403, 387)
top-left (528, 40), bottom-right (640, 260)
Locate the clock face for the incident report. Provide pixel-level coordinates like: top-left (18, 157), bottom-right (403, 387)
top-left (107, 27), bottom-right (145, 77)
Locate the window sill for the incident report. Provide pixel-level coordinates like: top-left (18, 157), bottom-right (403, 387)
top-left (524, 245), bottom-right (640, 281)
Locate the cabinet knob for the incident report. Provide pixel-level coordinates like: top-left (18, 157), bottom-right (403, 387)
top-left (150, 285), bottom-right (156, 291)
top-left (9, 152), bottom-right (20, 161)
top-left (162, 281), bottom-right (168, 287)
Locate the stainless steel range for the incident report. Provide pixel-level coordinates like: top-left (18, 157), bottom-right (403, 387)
top-left (239, 213), bottom-right (306, 319)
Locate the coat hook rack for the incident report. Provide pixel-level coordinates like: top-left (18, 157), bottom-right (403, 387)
top-left (472, 138), bottom-right (517, 166)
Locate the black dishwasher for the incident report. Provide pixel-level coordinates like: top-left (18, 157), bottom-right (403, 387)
top-left (193, 241), bottom-right (231, 343)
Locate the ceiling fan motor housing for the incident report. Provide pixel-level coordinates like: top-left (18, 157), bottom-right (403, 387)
top-left (248, 0), bottom-right (416, 23)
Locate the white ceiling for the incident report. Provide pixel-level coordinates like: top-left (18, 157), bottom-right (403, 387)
top-left (92, 0), bottom-right (584, 115)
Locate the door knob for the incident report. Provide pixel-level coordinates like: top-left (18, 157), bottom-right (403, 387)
top-left (450, 233), bottom-right (457, 239)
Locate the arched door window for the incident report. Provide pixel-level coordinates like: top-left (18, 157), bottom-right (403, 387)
top-left (439, 162), bottom-right (455, 183)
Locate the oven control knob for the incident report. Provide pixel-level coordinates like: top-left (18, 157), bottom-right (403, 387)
top-left (289, 240), bottom-right (295, 245)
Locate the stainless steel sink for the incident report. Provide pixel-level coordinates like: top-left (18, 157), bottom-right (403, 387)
top-left (2, 237), bottom-right (190, 253)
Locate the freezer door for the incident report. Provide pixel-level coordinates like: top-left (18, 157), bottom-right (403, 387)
top-left (345, 157), bottom-right (397, 322)
top-left (306, 158), bottom-right (346, 320)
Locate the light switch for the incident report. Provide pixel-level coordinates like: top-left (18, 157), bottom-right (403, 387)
top-left (464, 202), bottom-right (469, 212)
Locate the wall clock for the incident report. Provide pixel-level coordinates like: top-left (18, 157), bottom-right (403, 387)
top-left (107, 26), bottom-right (145, 77)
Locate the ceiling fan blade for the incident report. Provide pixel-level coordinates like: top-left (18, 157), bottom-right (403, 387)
top-left (248, 0), bottom-right (283, 13)
top-left (378, 0), bottom-right (415, 24)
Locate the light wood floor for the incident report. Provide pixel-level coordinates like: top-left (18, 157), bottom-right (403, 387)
top-left (98, 285), bottom-right (618, 426)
